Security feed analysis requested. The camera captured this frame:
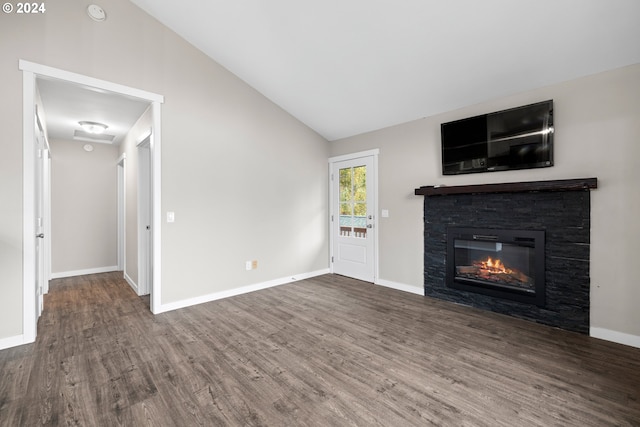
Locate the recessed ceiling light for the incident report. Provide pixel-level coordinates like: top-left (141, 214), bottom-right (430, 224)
top-left (83, 144), bottom-right (94, 152)
top-left (87, 4), bottom-right (106, 22)
top-left (78, 121), bottom-right (108, 134)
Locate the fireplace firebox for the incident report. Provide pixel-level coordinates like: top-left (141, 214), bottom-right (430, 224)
top-left (446, 227), bottom-right (545, 307)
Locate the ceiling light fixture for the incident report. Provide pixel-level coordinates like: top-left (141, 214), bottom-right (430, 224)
top-left (87, 4), bottom-right (106, 22)
top-left (78, 121), bottom-right (108, 134)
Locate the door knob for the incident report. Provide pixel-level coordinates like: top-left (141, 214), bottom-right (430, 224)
top-left (366, 224), bottom-right (373, 229)
top-left (36, 233), bottom-right (44, 238)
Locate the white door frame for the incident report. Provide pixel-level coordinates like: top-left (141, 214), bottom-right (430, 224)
top-left (328, 149), bottom-right (380, 283)
top-left (20, 60), bottom-right (164, 345)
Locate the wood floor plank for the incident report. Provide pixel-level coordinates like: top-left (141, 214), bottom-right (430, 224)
top-left (1, 272), bottom-right (639, 426)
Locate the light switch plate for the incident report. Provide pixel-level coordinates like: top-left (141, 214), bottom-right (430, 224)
top-left (381, 209), bottom-right (389, 218)
top-left (167, 212), bottom-right (175, 223)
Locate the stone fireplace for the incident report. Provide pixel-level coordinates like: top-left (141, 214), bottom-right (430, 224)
top-left (415, 178), bottom-right (597, 334)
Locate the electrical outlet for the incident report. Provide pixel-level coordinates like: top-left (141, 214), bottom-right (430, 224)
top-left (251, 260), bottom-right (258, 269)
top-left (245, 261), bottom-right (252, 271)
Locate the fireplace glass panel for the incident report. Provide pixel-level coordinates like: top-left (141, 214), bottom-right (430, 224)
top-left (453, 239), bottom-right (535, 293)
top-left (446, 227), bottom-right (545, 307)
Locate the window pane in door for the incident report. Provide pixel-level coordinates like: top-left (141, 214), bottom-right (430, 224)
top-left (338, 165), bottom-right (367, 239)
top-left (339, 168), bottom-right (352, 202)
top-left (354, 166), bottom-right (366, 202)
top-left (339, 214), bottom-right (352, 237)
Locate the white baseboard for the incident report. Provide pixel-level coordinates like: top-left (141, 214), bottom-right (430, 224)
top-left (0, 334), bottom-right (28, 351)
top-left (590, 327), bottom-right (640, 349)
top-left (376, 278), bottom-right (424, 296)
top-left (156, 268), bottom-right (330, 314)
top-left (124, 271), bottom-right (138, 294)
top-left (51, 265), bottom-right (119, 279)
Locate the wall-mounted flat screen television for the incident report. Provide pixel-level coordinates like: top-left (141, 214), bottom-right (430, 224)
top-left (441, 100), bottom-right (554, 175)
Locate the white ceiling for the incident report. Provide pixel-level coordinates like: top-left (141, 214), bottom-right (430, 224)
top-left (37, 77), bottom-right (150, 146)
top-left (128, 0), bottom-right (640, 141)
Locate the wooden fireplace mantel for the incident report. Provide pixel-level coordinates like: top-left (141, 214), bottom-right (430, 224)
top-left (414, 177), bottom-right (597, 197)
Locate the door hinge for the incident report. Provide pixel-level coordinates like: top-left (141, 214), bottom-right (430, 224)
top-left (331, 256), bottom-right (334, 263)
top-left (331, 215), bottom-right (334, 222)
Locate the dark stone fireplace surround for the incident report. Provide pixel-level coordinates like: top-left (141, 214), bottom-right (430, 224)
top-left (415, 178), bottom-right (597, 334)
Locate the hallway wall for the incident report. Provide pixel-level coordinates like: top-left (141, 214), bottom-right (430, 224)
top-left (50, 140), bottom-right (119, 276)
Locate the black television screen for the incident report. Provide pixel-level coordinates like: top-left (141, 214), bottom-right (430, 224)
top-left (441, 100), bottom-right (554, 175)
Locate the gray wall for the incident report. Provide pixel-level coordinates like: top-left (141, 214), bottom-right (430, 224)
top-left (50, 139), bottom-right (119, 275)
top-left (329, 64), bottom-right (640, 340)
top-left (0, 0), bottom-right (329, 341)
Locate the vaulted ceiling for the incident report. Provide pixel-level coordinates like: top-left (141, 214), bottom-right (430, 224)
top-left (38, 1), bottom-right (640, 145)
top-left (128, 0), bottom-right (640, 141)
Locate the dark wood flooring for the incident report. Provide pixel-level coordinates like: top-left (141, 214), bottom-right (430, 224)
top-left (1, 272), bottom-right (639, 426)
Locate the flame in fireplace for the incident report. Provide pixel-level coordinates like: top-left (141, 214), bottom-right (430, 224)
top-left (477, 257), bottom-right (512, 275)
top-left (456, 256), bottom-right (533, 289)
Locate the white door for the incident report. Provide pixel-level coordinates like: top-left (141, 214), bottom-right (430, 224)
top-left (117, 155), bottom-right (126, 272)
top-left (34, 116), bottom-right (48, 317)
top-left (331, 155), bottom-right (376, 282)
top-left (43, 146), bottom-right (51, 295)
top-left (137, 136), bottom-right (152, 296)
